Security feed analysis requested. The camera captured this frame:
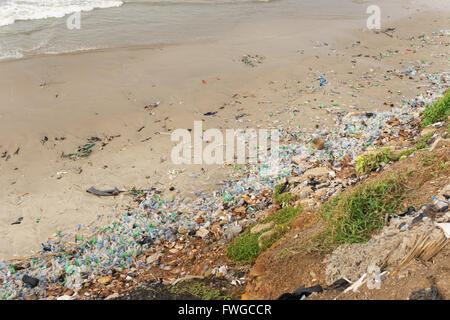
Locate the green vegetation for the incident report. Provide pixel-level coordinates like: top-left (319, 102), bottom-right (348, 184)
top-left (227, 206), bottom-right (301, 262)
top-left (421, 89), bottom-right (450, 127)
top-left (169, 280), bottom-right (232, 300)
top-left (355, 148), bottom-right (393, 173)
top-left (263, 206), bottom-right (301, 225)
top-left (226, 231), bottom-right (260, 263)
top-left (312, 175), bottom-right (407, 251)
top-left (415, 131), bottom-right (435, 149)
top-left (273, 183), bottom-right (293, 205)
top-left (356, 132), bottom-right (437, 172)
top-left (278, 247), bottom-right (291, 259)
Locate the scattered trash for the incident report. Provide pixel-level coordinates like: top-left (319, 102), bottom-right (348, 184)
top-left (409, 277), bottom-right (442, 300)
top-left (86, 187), bottom-right (123, 197)
top-left (326, 278), bottom-right (351, 291)
top-left (241, 54), bottom-right (265, 67)
top-left (63, 143), bottom-right (95, 159)
top-left (318, 75), bottom-right (327, 87)
top-left (22, 275), bottom-right (39, 288)
top-left (11, 217), bottom-right (23, 225)
top-left (276, 285), bottom-right (323, 300)
top-left (0, 31), bottom-right (448, 301)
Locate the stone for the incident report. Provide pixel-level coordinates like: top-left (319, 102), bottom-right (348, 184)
top-left (224, 225), bottom-right (242, 240)
top-left (105, 292), bottom-right (120, 300)
top-left (291, 155), bottom-right (306, 165)
top-left (64, 289), bottom-right (74, 296)
top-left (292, 185), bottom-right (313, 199)
top-left (439, 184), bottom-right (450, 198)
top-left (196, 216), bottom-right (204, 224)
top-left (420, 127), bottom-right (436, 136)
top-left (303, 167), bottom-right (333, 178)
top-left (315, 188), bottom-right (328, 197)
top-left (430, 137), bottom-right (450, 151)
top-left (146, 252), bottom-right (162, 265)
top-left (296, 199), bottom-right (314, 208)
top-left (432, 198), bottom-right (448, 212)
top-left (397, 269), bottom-right (410, 280)
top-left (250, 221), bottom-right (275, 234)
top-left (22, 275), bottom-right (39, 288)
top-left (97, 276), bottom-right (112, 285)
top-left (195, 227), bottom-right (210, 238)
top-left (312, 137), bottom-right (325, 150)
top-left (258, 229), bottom-right (276, 248)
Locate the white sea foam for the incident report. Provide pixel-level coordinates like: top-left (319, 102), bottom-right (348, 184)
top-left (0, 0), bottom-right (124, 27)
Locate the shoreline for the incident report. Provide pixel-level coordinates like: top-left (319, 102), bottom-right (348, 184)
top-left (0, 4), bottom-right (449, 300)
top-left (0, 7), bottom-right (448, 259)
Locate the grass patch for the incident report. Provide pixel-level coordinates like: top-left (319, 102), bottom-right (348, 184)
top-left (273, 183), bottom-right (293, 205)
top-left (357, 132), bottom-right (436, 169)
top-left (355, 147), bottom-right (393, 173)
top-left (415, 131), bottom-right (435, 149)
top-left (226, 231), bottom-right (261, 263)
top-left (169, 280), bottom-right (232, 300)
top-left (261, 206), bottom-right (300, 225)
top-left (227, 206), bottom-right (301, 263)
top-left (396, 132), bottom-right (436, 159)
top-left (421, 89), bottom-right (450, 127)
top-left (312, 174), bottom-right (407, 251)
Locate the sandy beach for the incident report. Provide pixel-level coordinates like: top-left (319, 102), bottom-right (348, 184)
top-left (0, 0), bottom-right (449, 302)
top-left (0, 0), bottom-right (449, 284)
top-left (0, 1), bottom-right (449, 260)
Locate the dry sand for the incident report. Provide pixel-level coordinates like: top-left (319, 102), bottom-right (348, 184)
top-left (0, 5), bottom-right (449, 260)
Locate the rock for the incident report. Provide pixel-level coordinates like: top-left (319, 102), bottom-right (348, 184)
top-left (177, 225), bottom-right (188, 234)
top-left (432, 198), bottom-right (448, 212)
top-left (303, 167), bottom-right (333, 178)
top-left (420, 127), bottom-right (436, 136)
top-left (325, 221), bottom-right (446, 285)
top-left (196, 216), bottom-right (204, 224)
top-left (97, 276), bottom-right (112, 285)
top-left (64, 289), bottom-right (74, 296)
top-left (296, 199), bottom-right (315, 208)
top-left (57, 295), bottom-right (76, 300)
top-left (250, 221), bottom-right (275, 234)
top-left (224, 225), bottom-right (242, 240)
top-left (105, 292), bottom-right (120, 300)
top-left (397, 269), bottom-right (410, 280)
top-left (195, 227), bottom-right (210, 238)
top-left (312, 137), bottom-right (325, 150)
top-left (22, 275), bottom-right (39, 288)
top-left (292, 185), bottom-right (313, 199)
top-left (146, 252), bottom-right (162, 265)
top-left (439, 184), bottom-right (450, 199)
top-left (258, 229), bottom-right (276, 248)
top-left (430, 137), bottom-right (450, 151)
top-left (291, 155), bottom-right (306, 165)
top-left (315, 188), bottom-right (328, 198)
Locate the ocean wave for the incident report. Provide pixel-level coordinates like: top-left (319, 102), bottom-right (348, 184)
top-left (122, 0), bottom-right (272, 6)
top-left (0, 0), bottom-right (124, 27)
top-left (0, 48), bottom-right (24, 60)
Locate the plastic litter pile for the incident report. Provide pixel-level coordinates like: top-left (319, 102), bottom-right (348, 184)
top-left (0, 70), bottom-right (448, 300)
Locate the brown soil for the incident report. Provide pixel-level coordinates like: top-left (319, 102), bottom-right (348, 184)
top-left (244, 146), bottom-right (450, 300)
